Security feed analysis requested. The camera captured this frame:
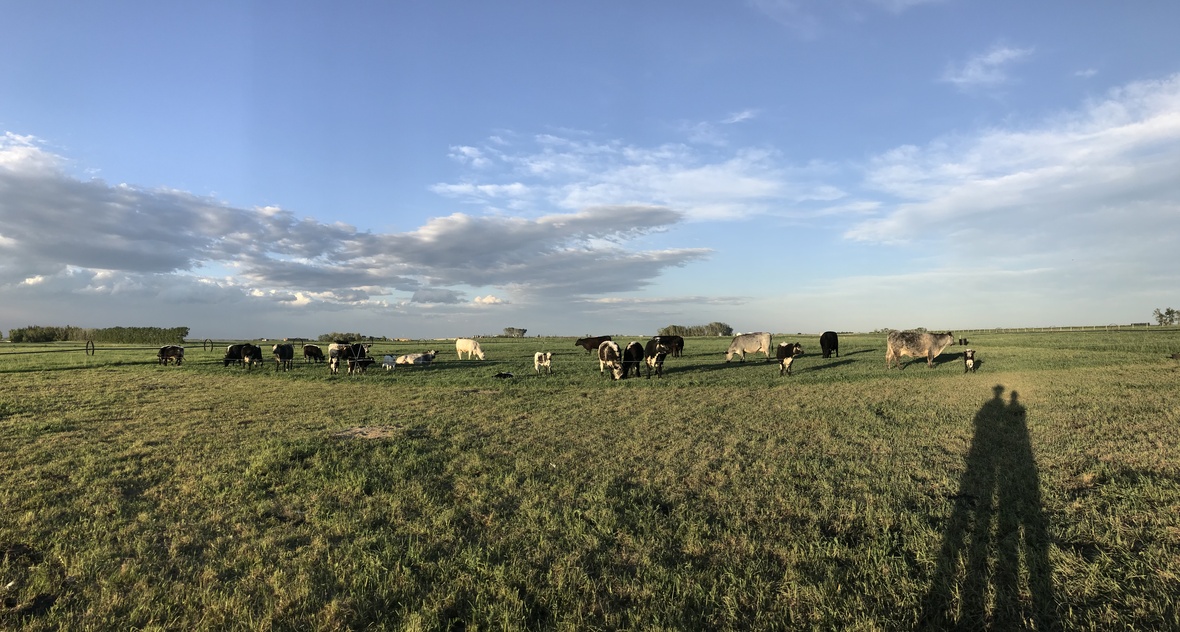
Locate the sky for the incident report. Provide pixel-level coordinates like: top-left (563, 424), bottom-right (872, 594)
top-left (2, 1), bottom-right (1179, 340)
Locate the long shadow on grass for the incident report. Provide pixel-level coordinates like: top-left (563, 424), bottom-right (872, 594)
top-left (920, 385), bottom-right (1058, 630)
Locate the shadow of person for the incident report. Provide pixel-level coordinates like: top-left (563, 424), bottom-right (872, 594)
top-left (920, 385), bottom-right (1058, 630)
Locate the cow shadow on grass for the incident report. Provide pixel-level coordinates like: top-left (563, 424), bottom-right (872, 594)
top-left (798, 358), bottom-right (856, 373)
top-left (920, 385), bottom-right (1058, 630)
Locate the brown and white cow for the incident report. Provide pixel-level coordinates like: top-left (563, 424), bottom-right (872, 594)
top-left (885, 330), bottom-right (956, 369)
top-left (534, 351), bottom-right (553, 374)
top-left (597, 340), bottom-right (624, 380)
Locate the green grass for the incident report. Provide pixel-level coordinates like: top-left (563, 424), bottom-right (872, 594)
top-left (2, 331), bottom-right (1179, 630)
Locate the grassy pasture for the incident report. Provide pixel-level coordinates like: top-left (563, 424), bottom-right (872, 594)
top-left (1, 331), bottom-right (1179, 630)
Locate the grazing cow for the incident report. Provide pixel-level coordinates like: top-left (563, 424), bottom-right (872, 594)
top-left (272, 343), bottom-right (294, 372)
top-left (964, 349), bottom-right (977, 373)
top-left (382, 355), bottom-right (396, 371)
top-left (885, 330), bottom-right (956, 369)
top-left (819, 331), bottom-right (839, 359)
top-left (303, 344), bottom-right (324, 363)
top-left (776, 342), bottom-right (804, 376)
top-left (575, 335), bottom-right (612, 353)
top-left (396, 351), bottom-right (438, 366)
top-left (157, 345), bottom-right (184, 366)
top-left (455, 338), bottom-right (486, 360)
top-left (241, 343), bottom-right (264, 369)
top-left (534, 351), bottom-right (553, 374)
top-left (725, 332), bottom-right (773, 362)
top-left (621, 341), bottom-right (645, 379)
top-left (597, 340), bottom-right (625, 380)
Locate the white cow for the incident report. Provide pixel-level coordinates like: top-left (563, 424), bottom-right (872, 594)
top-left (534, 351), bottom-right (553, 374)
top-left (396, 351), bottom-right (438, 366)
top-left (455, 338), bottom-right (486, 360)
top-left (382, 355), bottom-right (396, 371)
top-left (725, 332), bottom-right (773, 362)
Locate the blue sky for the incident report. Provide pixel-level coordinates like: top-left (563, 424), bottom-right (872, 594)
top-left (2, 1), bottom-right (1178, 339)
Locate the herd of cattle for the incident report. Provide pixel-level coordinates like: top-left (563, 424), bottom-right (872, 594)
top-left (157, 330), bottom-right (978, 378)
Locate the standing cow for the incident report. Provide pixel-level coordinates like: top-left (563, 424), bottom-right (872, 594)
top-left (303, 344), bottom-right (324, 363)
top-left (575, 336), bottom-right (613, 354)
top-left (776, 342), bottom-right (804, 376)
top-left (597, 340), bottom-right (625, 380)
top-left (621, 341), bottom-right (645, 379)
top-left (725, 332), bottom-right (773, 362)
top-left (885, 330), bottom-right (956, 369)
top-left (534, 351), bottom-right (553, 374)
top-left (272, 343), bottom-right (294, 372)
top-left (157, 345), bottom-right (184, 366)
top-left (455, 338), bottom-right (486, 360)
top-left (643, 338), bottom-right (669, 379)
top-left (819, 331), bottom-right (839, 358)
top-left (241, 343), bottom-right (264, 369)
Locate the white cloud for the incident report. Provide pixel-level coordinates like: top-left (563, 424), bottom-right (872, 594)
top-left (473, 295), bottom-right (505, 305)
top-left (844, 73), bottom-right (1180, 290)
top-left (942, 43), bottom-right (1034, 91)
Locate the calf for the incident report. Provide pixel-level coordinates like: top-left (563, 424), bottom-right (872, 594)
top-left (157, 345), bottom-right (184, 366)
top-left (272, 343), bottom-right (294, 372)
top-left (644, 338), bottom-right (669, 379)
top-left (382, 355), bottom-right (396, 371)
top-left (725, 332), bottom-right (772, 362)
top-left (885, 330), bottom-right (956, 369)
top-left (819, 331), bottom-right (839, 359)
top-left (964, 348), bottom-right (977, 373)
top-left (597, 340), bottom-right (624, 380)
top-left (303, 344), bottom-right (324, 363)
top-left (776, 342), bottom-right (804, 376)
top-left (621, 341), bottom-right (645, 379)
top-left (534, 351), bottom-right (553, 374)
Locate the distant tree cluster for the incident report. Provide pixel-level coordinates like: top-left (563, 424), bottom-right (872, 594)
top-left (1153, 308), bottom-right (1178, 326)
top-left (7, 325), bottom-right (189, 344)
top-left (502, 327), bottom-right (528, 338)
top-left (659, 322), bottom-right (733, 337)
top-left (316, 332), bottom-right (387, 343)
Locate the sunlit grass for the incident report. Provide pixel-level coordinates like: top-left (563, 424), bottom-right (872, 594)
top-left (2, 331), bottom-right (1179, 629)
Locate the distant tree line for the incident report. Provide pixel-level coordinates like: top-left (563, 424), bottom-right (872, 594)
top-left (316, 332), bottom-right (389, 343)
top-left (658, 322), bottom-right (734, 337)
top-left (1153, 308), bottom-right (1178, 326)
top-left (7, 325), bottom-right (189, 344)
top-left (502, 327), bottom-right (528, 338)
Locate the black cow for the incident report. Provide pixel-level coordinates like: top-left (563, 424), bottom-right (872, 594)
top-left (241, 343), bottom-right (264, 369)
top-left (621, 341), bottom-right (645, 379)
top-left (272, 343), bottom-right (294, 372)
top-left (303, 344), bottom-right (324, 363)
top-left (776, 342), bottom-right (804, 376)
top-left (643, 338), bottom-right (669, 379)
top-left (820, 331), bottom-right (839, 359)
top-left (224, 344), bottom-right (245, 367)
top-left (157, 345), bottom-right (184, 366)
top-left (657, 335), bottom-right (685, 357)
top-left (575, 335), bottom-right (612, 353)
